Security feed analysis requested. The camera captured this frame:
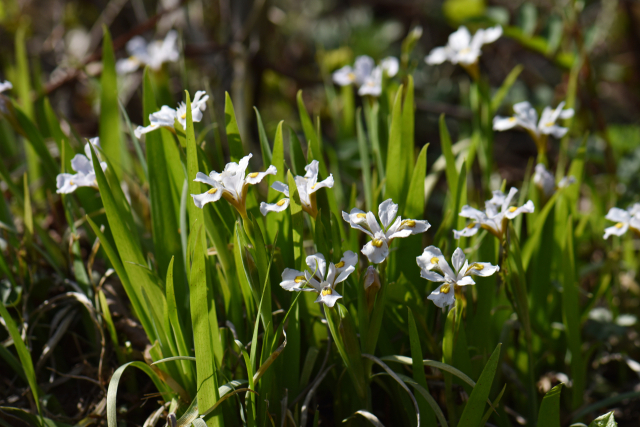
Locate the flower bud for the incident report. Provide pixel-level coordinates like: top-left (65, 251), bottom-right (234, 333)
top-left (364, 266), bottom-right (381, 312)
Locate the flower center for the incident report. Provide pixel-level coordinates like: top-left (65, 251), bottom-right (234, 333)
top-left (356, 213), bottom-right (367, 219)
top-left (430, 257), bottom-right (439, 265)
top-left (335, 261), bottom-right (345, 268)
top-left (508, 206), bottom-right (518, 213)
top-left (207, 188), bottom-right (218, 194)
top-left (276, 199), bottom-right (287, 206)
top-left (294, 276), bottom-right (306, 283)
top-left (372, 239), bottom-right (384, 248)
top-left (321, 288), bottom-right (333, 296)
top-left (248, 172), bottom-right (259, 178)
top-left (402, 220), bottom-right (416, 228)
top-left (615, 222), bottom-right (624, 229)
top-left (440, 284), bottom-right (451, 294)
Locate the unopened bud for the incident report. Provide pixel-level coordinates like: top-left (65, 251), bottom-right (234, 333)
top-left (364, 266), bottom-right (381, 312)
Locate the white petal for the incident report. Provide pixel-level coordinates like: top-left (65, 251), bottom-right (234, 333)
top-left (71, 154), bottom-right (93, 175)
top-left (271, 181), bottom-right (290, 196)
top-left (420, 270), bottom-right (446, 282)
top-left (466, 262), bottom-right (500, 277)
top-left (505, 200), bottom-right (535, 219)
top-left (387, 218), bottom-right (430, 239)
top-left (559, 108), bottom-right (574, 119)
top-left (342, 209), bottom-right (372, 236)
top-left (260, 199), bottom-right (289, 216)
top-left (361, 239), bottom-right (389, 264)
top-left (604, 223), bottom-right (628, 239)
top-left (493, 116), bottom-right (518, 131)
top-left (306, 253), bottom-right (327, 280)
top-left (191, 189), bottom-right (222, 208)
top-left (325, 264), bottom-right (337, 285)
top-left (358, 69), bottom-right (382, 97)
top-left (455, 48), bottom-right (481, 65)
top-left (366, 211), bottom-right (383, 234)
top-left (481, 26), bottom-right (502, 44)
top-left (281, 268), bottom-right (306, 291)
top-left (451, 248), bottom-right (466, 274)
top-left (453, 223), bottom-right (480, 239)
top-left (194, 171), bottom-right (219, 187)
top-left (459, 205), bottom-right (486, 220)
top-left (334, 251), bottom-right (358, 284)
top-left (56, 173), bottom-right (79, 194)
top-left (416, 246), bottom-right (446, 272)
top-left (115, 57), bottom-right (141, 74)
top-left (315, 288), bottom-right (342, 308)
top-left (245, 165), bottom-right (277, 185)
top-left (449, 26), bottom-right (472, 51)
top-left (381, 57), bottom-right (399, 77)
top-left (309, 175), bottom-right (334, 194)
top-left (533, 163), bottom-right (556, 197)
top-left (333, 66), bottom-right (356, 86)
top-left (558, 176), bottom-right (576, 189)
top-left (425, 47), bottom-right (448, 65)
top-left (501, 187), bottom-right (519, 212)
top-left (354, 55), bottom-right (375, 85)
top-left (427, 284), bottom-right (456, 308)
top-left (605, 207), bottom-right (630, 223)
top-left (457, 276), bottom-right (476, 286)
top-left (378, 199), bottom-right (398, 229)
top-left (0, 81), bottom-right (13, 93)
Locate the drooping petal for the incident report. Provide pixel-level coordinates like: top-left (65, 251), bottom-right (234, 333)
top-left (56, 173), bottom-right (79, 194)
top-left (425, 47), bottom-right (448, 65)
top-left (466, 262), bottom-right (500, 277)
top-left (416, 246), bottom-right (446, 272)
top-left (361, 236), bottom-right (389, 264)
top-left (280, 268), bottom-right (307, 291)
top-left (457, 276), bottom-right (476, 286)
top-left (604, 222), bottom-right (629, 239)
top-left (451, 248), bottom-right (466, 274)
top-left (306, 253), bottom-right (327, 281)
top-left (334, 250), bottom-right (358, 284)
top-left (315, 287), bottom-right (343, 308)
top-left (605, 207), bottom-right (630, 223)
top-left (378, 199), bottom-right (399, 229)
top-left (194, 171), bottom-right (219, 187)
top-left (427, 284), bottom-right (456, 308)
top-left (543, 125), bottom-right (569, 138)
top-left (260, 199), bottom-right (289, 216)
top-left (191, 186), bottom-right (223, 209)
top-left (559, 108), bottom-right (574, 119)
top-left (245, 165), bottom-right (277, 185)
top-left (505, 200), bottom-right (535, 219)
top-left (134, 124), bottom-right (159, 138)
top-left (342, 209), bottom-right (372, 236)
top-left (333, 66), bottom-right (356, 86)
top-left (453, 223), bottom-right (481, 239)
top-left (481, 25), bottom-right (502, 44)
top-left (493, 116), bottom-right (519, 131)
top-left (115, 57), bottom-right (141, 74)
top-left (420, 269), bottom-right (446, 282)
top-left (387, 218), bottom-right (430, 240)
top-left (459, 205), bottom-right (486, 220)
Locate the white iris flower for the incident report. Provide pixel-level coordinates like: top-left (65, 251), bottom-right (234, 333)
top-left (0, 80), bottom-right (12, 113)
top-left (417, 246), bottom-right (499, 308)
top-left (532, 163), bottom-right (576, 197)
top-left (603, 204), bottom-right (640, 239)
top-left (259, 160), bottom-right (334, 218)
top-left (454, 188), bottom-right (534, 240)
top-left (280, 251), bottom-right (358, 308)
top-left (191, 153), bottom-right (276, 219)
top-left (333, 55), bottom-right (399, 97)
top-left (56, 138), bottom-right (107, 194)
top-left (425, 25), bottom-right (502, 66)
top-left (343, 199), bottom-right (430, 264)
top-left (134, 91), bottom-right (209, 138)
top-left (116, 30), bottom-right (179, 74)
top-left (493, 101), bottom-right (574, 153)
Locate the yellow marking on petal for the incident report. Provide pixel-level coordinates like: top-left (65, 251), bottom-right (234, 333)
top-left (276, 199), bottom-right (286, 206)
top-left (311, 183), bottom-right (317, 189)
top-left (472, 263), bottom-right (484, 270)
top-left (508, 117), bottom-right (517, 122)
top-left (440, 284), bottom-right (451, 294)
top-left (356, 213), bottom-right (367, 219)
top-left (294, 276), bottom-right (306, 283)
top-left (460, 48), bottom-right (471, 54)
top-left (615, 222), bottom-right (624, 229)
top-left (467, 223), bottom-right (475, 229)
top-left (508, 206), bottom-right (518, 213)
top-left (335, 261), bottom-right (345, 268)
top-left (348, 72), bottom-right (356, 81)
top-left (180, 113), bottom-right (186, 119)
top-left (430, 257), bottom-right (439, 265)
top-left (69, 180), bottom-right (75, 186)
top-left (545, 122), bottom-right (554, 127)
top-left (321, 288), bottom-right (333, 296)
top-left (402, 220), bottom-right (416, 228)
top-left (372, 239), bottom-right (384, 248)
top-left (207, 188), bottom-right (218, 195)
top-left (248, 172), bottom-right (259, 178)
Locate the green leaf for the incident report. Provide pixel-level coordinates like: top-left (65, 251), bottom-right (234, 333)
top-left (143, 69), bottom-right (188, 327)
top-left (43, 97), bottom-right (75, 171)
top-left (356, 108), bottom-right (373, 212)
top-left (588, 412), bottom-right (617, 427)
top-left (384, 84), bottom-right (406, 207)
top-left (254, 107), bottom-right (272, 167)
top-left (184, 91), bottom-right (222, 426)
top-left (165, 257), bottom-right (194, 386)
top-left (0, 301), bottom-right (42, 416)
top-left (457, 343), bottom-right (502, 427)
top-left (439, 114), bottom-right (458, 196)
top-left (402, 76), bottom-right (415, 183)
top-left (225, 92), bottom-right (244, 162)
top-left (13, 105), bottom-right (58, 182)
top-left (408, 309), bottom-right (436, 427)
top-left (491, 64), bottom-right (524, 112)
top-left (562, 216), bottom-right (584, 410)
top-left (288, 127), bottom-right (306, 177)
top-left (538, 384), bottom-right (563, 427)
top-left (287, 171), bottom-right (304, 270)
top-left (99, 27), bottom-right (124, 178)
top-left (297, 90), bottom-right (319, 153)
